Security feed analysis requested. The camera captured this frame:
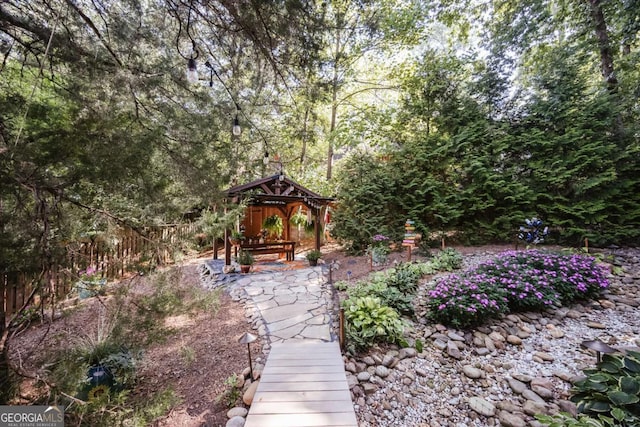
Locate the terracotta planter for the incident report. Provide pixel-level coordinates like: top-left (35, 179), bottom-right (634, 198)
top-left (240, 264), bottom-right (252, 274)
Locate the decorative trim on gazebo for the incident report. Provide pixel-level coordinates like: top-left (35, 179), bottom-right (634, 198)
top-left (221, 175), bottom-right (333, 265)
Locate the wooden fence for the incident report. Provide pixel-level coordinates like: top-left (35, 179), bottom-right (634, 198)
top-left (2, 223), bottom-right (199, 321)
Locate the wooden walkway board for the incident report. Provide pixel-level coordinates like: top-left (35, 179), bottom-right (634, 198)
top-left (245, 340), bottom-right (358, 427)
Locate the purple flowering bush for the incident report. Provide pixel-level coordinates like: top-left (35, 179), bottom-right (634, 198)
top-left (427, 250), bottom-right (610, 328)
top-left (426, 272), bottom-right (509, 328)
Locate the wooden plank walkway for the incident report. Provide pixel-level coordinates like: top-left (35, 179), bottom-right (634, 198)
top-left (245, 340), bottom-right (358, 427)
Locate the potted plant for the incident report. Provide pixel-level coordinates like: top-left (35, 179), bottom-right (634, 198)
top-left (306, 249), bottom-right (321, 267)
top-left (237, 250), bottom-right (254, 273)
top-left (262, 215), bottom-right (284, 240)
top-left (229, 230), bottom-right (245, 246)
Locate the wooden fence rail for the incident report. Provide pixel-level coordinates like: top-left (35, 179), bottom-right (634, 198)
top-left (2, 223), bottom-right (199, 321)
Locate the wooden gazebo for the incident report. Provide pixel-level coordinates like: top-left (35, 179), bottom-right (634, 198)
top-left (221, 174), bottom-right (333, 265)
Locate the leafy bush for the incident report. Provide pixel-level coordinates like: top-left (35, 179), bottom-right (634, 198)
top-left (334, 280), bottom-right (349, 291)
top-left (236, 249), bottom-right (255, 265)
top-left (342, 262), bottom-right (429, 316)
top-left (570, 351), bottom-right (640, 425)
top-left (71, 387), bottom-right (180, 427)
top-left (538, 350), bottom-right (640, 426)
top-left (431, 248), bottom-right (463, 271)
top-left (427, 250), bottom-right (609, 328)
top-left (385, 262), bottom-right (424, 295)
top-left (342, 296), bottom-right (405, 353)
top-left (348, 280), bottom-right (415, 316)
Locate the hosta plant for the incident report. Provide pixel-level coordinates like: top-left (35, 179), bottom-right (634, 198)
top-left (342, 296), bottom-right (405, 353)
top-left (570, 351), bottom-right (640, 425)
top-left (536, 412), bottom-right (616, 427)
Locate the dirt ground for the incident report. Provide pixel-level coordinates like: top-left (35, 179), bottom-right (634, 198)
top-left (8, 242), bottom-right (517, 427)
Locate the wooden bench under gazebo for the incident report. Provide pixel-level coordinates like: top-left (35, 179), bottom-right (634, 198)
top-left (220, 174), bottom-right (333, 266)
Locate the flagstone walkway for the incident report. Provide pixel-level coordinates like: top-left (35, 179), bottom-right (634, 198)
top-left (203, 259), bottom-right (336, 344)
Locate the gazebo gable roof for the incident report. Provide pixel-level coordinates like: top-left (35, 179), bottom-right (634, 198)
top-left (224, 175), bottom-right (330, 202)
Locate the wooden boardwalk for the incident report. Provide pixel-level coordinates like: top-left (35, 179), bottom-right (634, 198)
top-left (245, 340), bottom-right (358, 427)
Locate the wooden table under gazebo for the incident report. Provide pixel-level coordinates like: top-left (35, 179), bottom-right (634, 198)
top-left (220, 174), bottom-right (333, 266)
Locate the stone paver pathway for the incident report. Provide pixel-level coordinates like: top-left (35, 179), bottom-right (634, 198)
top-left (203, 260), bottom-right (335, 344)
top-left (234, 267), bottom-right (333, 342)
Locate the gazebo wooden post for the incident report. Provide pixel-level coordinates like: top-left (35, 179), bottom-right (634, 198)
top-left (314, 207), bottom-right (321, 251)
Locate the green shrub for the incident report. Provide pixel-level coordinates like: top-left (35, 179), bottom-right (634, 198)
top-left (431, 248), bottom-right (463, 271)
top-left (71, 387), bottom-right (180, 427)
top-left (306, 249), bottom-right (322, 261)
top-left (342, 263), bottom-right (428, 316)
top-left (385, 262), bottom-right (424, 294)
top-left (570, 351), bottom-right (640, 425)
top-left (342, 296), bottom-right (405, 353)
top-left (345, 280), bottom-right (413, 315)
top-left (333, 280), bottom-right (349, 291)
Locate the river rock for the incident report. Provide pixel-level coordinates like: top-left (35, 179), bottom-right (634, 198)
top-left (226, 416), bottom-right (245, 427)
top-left (507, 377), bottom-right (527, 395)
top-left (462, 365), bottom-right (483, 379)
top-left (227, 407), bottom-right (248, 418)
top-left (242, 380), bottom-right (259, 405)
top-left (375, 365), bottom-right (390, 378)
top-left (498, 411), bottom-right (526, 427)
top-left (468, 396), bottom-right (496, 417)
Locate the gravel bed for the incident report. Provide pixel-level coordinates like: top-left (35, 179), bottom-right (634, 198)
top-left (346, 248), bottom-right (640, 427)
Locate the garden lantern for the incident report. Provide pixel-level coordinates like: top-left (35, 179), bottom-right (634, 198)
top-left (238, 332), bottom-right (257, 379)
top-left (580, 339), bottom-right (616, 363)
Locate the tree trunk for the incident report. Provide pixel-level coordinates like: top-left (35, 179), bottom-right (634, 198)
top-left (299, 107), bottom-right (309, 173)
top-left (327, 21), bottom-right (342, 181)
top-left (587, 0), bottom-right (618, 90)
top-left (0, 328), bottom-right (12, 404)
top-left (327, 98), bottom-right (336, 180)
top-left (586, 0), bottom-right (626, 137)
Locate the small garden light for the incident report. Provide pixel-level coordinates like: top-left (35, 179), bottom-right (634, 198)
top-left (238, 332), bottom-right (257, 379)
top-left (580, 339), bottom-right (617, 363)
